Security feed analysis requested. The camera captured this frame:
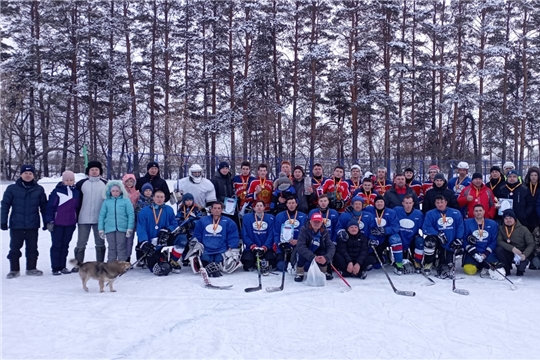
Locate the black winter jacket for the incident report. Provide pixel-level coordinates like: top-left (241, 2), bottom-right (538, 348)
top-left (211, 172), bottom-right (234, 203)
top-left (296, 223), bottom-right (336, 264)
top-left (422, 181), bottom-right (460, 214)
top-left (1, 179), bottom-right (47, 229)
top-left (336, 231), bottom-right (369, 266)
top-left (383, 186), bottom-right (419, 209)
top-left (292, 177), bottom-right (310, 214)
top-left (135, 172), bottom-right (170, 202)
top-left (497, 183), bottom-right (534, 228)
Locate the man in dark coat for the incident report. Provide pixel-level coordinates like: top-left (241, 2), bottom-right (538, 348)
top-left (383, 173), bottom-right (419, 209)
top-left (422, 173), bottom-right (460, 214)
top-left (135, 161), bottom-right (170, 203)
top-left (497, 170), bottom-right (534, 228)
top-left (1, 165), bottom-right (47, 279)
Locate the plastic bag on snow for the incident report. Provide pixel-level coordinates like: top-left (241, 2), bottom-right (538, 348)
top-left (305, 259), bottom-right (326, 287)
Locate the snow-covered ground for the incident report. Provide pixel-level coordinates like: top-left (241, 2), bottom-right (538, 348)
top-left (2, 181), bottom-right (540, 359)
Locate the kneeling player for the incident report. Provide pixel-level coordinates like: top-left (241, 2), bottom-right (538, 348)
top-left (241, 200), bottom-right (276, 273)
top-left (334, 220), bottom-right (376, 278)
top-left (394, 195), bottom-right (424, 273)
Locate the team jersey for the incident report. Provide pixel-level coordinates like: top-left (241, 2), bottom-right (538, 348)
top-left (346, 179), bottom-right (363, 201)
top-left (423, 207), bottom-right (465, 252)
top-left (232, 174), bottom-right (255, 208)
top-left (463, 218), bottom-right (498, 256)
top-left (394, 206), bottom-right (424, 249)
top-left (448, 176), bottom-right (471, 197)
top-left (318, 177), bottom-right (351, 212)
top-left (241, 212), bottom-right (275, 250)
top-left (246, 177), bottom-right (274, 211)
top-left (373, 179), bottom-right (393, 196)
top-left (352, 188), bottom-right (378, 208)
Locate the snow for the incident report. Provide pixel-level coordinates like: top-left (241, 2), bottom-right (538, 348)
top-left (2, 181), bottom-right (540, 359)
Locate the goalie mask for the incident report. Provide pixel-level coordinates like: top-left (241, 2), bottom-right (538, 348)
top-left (189, 164), bottom-right (204, 184)
top-left (220, 248), bottom-right (242, 274)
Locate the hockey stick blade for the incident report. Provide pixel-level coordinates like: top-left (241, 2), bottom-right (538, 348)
top-left (395, 290), bottom-right (416, 297)
top-left (244, 285), bottom-right (262, 293)
top-left (452, 287), bottom-right (469, 295)
top-left (205, 284), bottom-right (233, 290)
top-left (371, 246), bottom-right (415, 297)
top-left (265, 286), bottom-right (283, 292)
top-left (421, 272), bottom-right (436, 286)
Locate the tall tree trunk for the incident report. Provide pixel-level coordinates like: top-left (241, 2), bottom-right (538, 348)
top-left (272, 0), bottom-right (283, 161)
top-left (519, 7), bottom-right (529, 173)
top-left (410, 0), bottom-right (417, 166)
top-left (242, 6), bottom-right (252, 160)
top-left (61, 84), bottom-right (72, 172)
top-left (124, 0), bottom-right (138, 174)
top-left (107, 0), bottom-right (115, 179)
top-left (501, 2), bottom-right (510, 163)
top-left (228, 3), bottom-right (235, 169)
top-left (149, 0), bottom-right (157, 158)
top-left (438, 2), bottom-right (445, 163)
top-left (396, 0), bottom-right (407, 170)
top-left (163, 0), bottom-right (171, 178)
top-left (309, 1), bottom-right (317, 169)
top-left (71, 3), bottom-right (80, 172)
top-left (349, 3), bottom-right (359, 162)
top-left (450, 0), bottom-right (463, 160)
top-left (383, 4), bottom-right (392, 168)
top-left (477, 6), bottom-right (486, 172)
top-left (291, 1), bottom-right (300, 168)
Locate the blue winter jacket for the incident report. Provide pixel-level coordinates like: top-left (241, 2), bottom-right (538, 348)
top-left (45, 182), bottom-right (80, 226)
top-left (193, 215), bottom-right (239, 255)
top-left (98, 181), bottom-right (135, 234)
top-left (365, 206), bottom-right (400, 241)
top-left (394, 206), bottom-right (424, 248)
top-left (463, 218), bottom-right (498, 256)
top-left (137, 204), bottom-right (177, 244)
top-left (1, 179), bottom-right (47, 229)
top-left (242, 212), bottom-right (275, 250)
top-left (337, 210), bottom-right (376, 239)
top-left (309, 207), bottom-right (340, 243)
top-left (273, 210), bottom-right (308, 252)
top-left (423, 207), bottom-right (465, 251)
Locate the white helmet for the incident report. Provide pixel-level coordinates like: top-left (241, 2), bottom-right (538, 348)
top-left (503, 161), bottom-right (515, 170)
top-left (189, 164), bottom-right (203, 184)
top-left (457, 161), bottom-right (469, 170)
top-left (363, 171), bottom-right (373, 180)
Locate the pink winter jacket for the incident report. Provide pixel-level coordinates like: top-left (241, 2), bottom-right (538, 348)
top-left (122, 174), bottom-right (140, 207)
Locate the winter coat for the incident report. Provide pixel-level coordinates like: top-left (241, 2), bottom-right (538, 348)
top-left (122, 174), bottom-right (139, 206)
top-left (293, 177), bottom-right (310, 214)
top-left (336, 230), bottom-right (369, 266)
top-left (136, 194), bottom-right (153, 215)
top-left (308, 207), bottom-right (340, 242)
top-left (457, 184), bottom-right (497, 219)
top-left (394, 206), bottom-right (424, 248)
top-left (497, 220), bottom-right (535, 257)
top-left (1, 178), bottom-right (47, 229)
top-left (241, 212), bottom-right (275, 250)
top-left (383, 185), bottom-right (419, 209)
top-left (497, 183), bottom-right (534, 228)
top-left (422, 180), bottom-right (460, 214)
top-left (296, 222), bottom-right (336, 264)
top-left (524, 168), bottom-right (540, 230)
top-left (463, 218), bottom-right (498, 256)
top-left (337, 210), bottom-right (376, 239)
top-left (98, 181), bottom-right (135, 234)
top-left (270, 186), bottom-right (297, 215)
top-left (423, 207), bottom-right (465, 252)
top-left (45, 182), bottom-right (80, 226)
top-left (136, 204), bottom-right (177, 244)
top-left (273, 210), bottom-right (308, 252)
top-left (193, 215), bottom-right (239, 255)
top-left (76, 176), bottom-right (108, 224)
top-left (486, 177), bottom-right (506, 199)
top-left (364, 206), bottom-right (400, 242)
top-left (211, 171), bottom-right (234, 203)
top-left (135, 172), bottom-right (170, 202)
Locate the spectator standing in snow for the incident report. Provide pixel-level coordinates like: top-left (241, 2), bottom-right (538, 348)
top-left (135, 161), bottom-right (171, 203)
top-left (122, 174), bottom-right (139, 261)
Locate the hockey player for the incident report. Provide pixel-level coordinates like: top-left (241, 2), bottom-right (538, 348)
top-left (246, 163), bottom-right (274, 212)
top-left (457, 173), bottom-right (497, 219)
top-left (422, 195), bottom-right (465, 278)
top-left (495, 209), bottom-right (535, 276)
top-left (365, 195), bottom-right (404, 274)
top-left (273, 197), bottom-right (308, 271)
top-left (308, 163), bottom-right (327, 209)
top-left (404, 167), bottom-right (422, 198)
top-left (421, 164), bottom-right (440, 199)
top-left (308, 194), bottom-right (339, 243)
top-left (448, 161), bottom-right (471, 197)
top-left (270, 173), bottom-right (297, 215)
top-left (337, 196), bottom-right (375, 239)
top-left (172, 193), bottom-right (203, 271)
top-left (383, 173), bottom-right (419, 209)
top-left (394, 195), bottom-right (424, 273)
top-left (174, 164), bottom-right (217, 210)
top-left (294, 212), bottom-right (336, 282)
top-left (422, 173), bottom-right (460, 214)
top-left (318, 166), bottom-right (350, 212)
top-left (334, 220), bottom-right (376, 279)
top-left (192, 202), bottom-right (240, 276)
top-left (241, 200), bottom-right (276, 272)
top-left (232, 161), bottom-right (255, 210)
top-left (462, 204), bottom-right (499, 277)
top-left (373, 166), bottom-right (393, 196)
top-left (351, 178), bottom-right (378, 208)
top-left (486, 166), bottom-right (506, 198)
top-left (137, 189), bottom-right (178, 276)
top-left (346, 165), bottom-right (363, 198)
top-left (273, 160), bottom-right (293, 189)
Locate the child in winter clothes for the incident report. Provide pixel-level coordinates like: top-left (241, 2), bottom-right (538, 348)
top-left (98, 180), bottom-right (135, 262)
top-left (172, 193), bottom-right (203, 270)
top-left (135, 182), bottom-right (154, 264)
top-left (123, 174), bottom-right (139, 261)
top-left (45, 171), bottom-right (81, 275)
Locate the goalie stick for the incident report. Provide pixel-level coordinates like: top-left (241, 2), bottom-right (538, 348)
top-left (371, 245), bottom-right (416, 297)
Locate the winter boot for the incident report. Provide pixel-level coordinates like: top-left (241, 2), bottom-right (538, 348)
top-left (52, 270), bottom-right (62, 276)
top-left (72, 248), bottom-right (85, 272)
top-left (96, 246), bottom-right (106, 263)
top-left (26, 258), bottom-right (43, 276)
top-left (61, 268), bottom-right (71, 274)
top-left (9, 258), bottom-right (20, 272)
top-left (423, 262), bottom-right (433, 276)
top-left (320, 266), bottom-right (333, 280)
top-left (6, 271), bottom-right (20, 279)
top-left (294, 266), bottom-right (305, 282)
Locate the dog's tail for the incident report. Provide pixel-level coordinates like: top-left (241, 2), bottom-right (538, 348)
top-left (69, 259), bottom-right (82, 267)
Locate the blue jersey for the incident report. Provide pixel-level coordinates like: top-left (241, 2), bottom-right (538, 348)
top-left (423, 207), bottom-right (465, 251)
top-left (193, 215), bottom-right (240, 255)
top-left (448, 176), bottom-right (471, 197)
top-left (273, 210), bottom-right (307, 252)
top-left (337, 210), bottom-right (376, 239)
top-left (241, 212), bottom-right (275, 250)
top-left (309, 208), bottom-right (340, 243)
top-left (365, 207), bottom-right (400, 241)
top-left (394, 206), bottom-right (424, 248)
top-left (137, 204), bottom-right (177, 245)
top-left (463, 218), bottom-right (498, 255)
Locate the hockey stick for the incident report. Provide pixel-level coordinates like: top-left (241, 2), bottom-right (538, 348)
top-left (245, 252), bottom-right (263, 293)
top-left (452, 253), bottom-right (469, 295)
top-left (330, 263), bottom-right (352, 292)
top-left (105, 254), bottom-right (147, 286)
top-left (371, 245), bottom-right (415, 297)
top-left (196, 256), bottom-right (233, 290)
top-left (407, 249), bottom-right (435, 286)
top-left (266, 248), bottom-right (290, 292)
top-left (487, 261), bottom-right (517, 290)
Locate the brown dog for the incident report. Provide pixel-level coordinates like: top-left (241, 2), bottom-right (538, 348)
top-left (69, 260), bottom-right (131, 293)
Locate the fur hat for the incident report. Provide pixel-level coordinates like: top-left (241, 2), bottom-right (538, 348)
top-left (86, 160), bottom-right (103, 175)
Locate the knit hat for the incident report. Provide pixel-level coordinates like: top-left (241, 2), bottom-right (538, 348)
top-left (62, 170), bottom-right (75, 181)
top-left (374, 195), bottom-right (385, 203)
top-left (507, 170), bottom-right (519, 177)
top-left (294, 165), bottom-right (305, 176)
top-left (490, 166), bottom-right (501, 174)
top-left (503, 161), bottom-right (515, 170)
top-left (86, 160), bottom-right (103, 175)
top-left (147, 161), bottom-right (159, 170)
top-left (141, 182), bottom-right (154, 194)
top-left (404, 167), bottom-right (414, 173)
top-left (347, 220), bottom-right (359, 230)
top-left (310, 212), bottom-right (323, 222)
top-left (502, 209), bottom-right (517, 220)
top-left (434, 173), bottom-right (445, 181)
top-left (428, 165), bottom-right (440, 172)
top-left (472, 173), bottom-right (482, 180)
top-left (182, 192), bottom-right (194, 202)
top-left (218, 161), bottom-right (229, 171)
top-left (20, 164), bottom-right (35, 175)
top-left (351, 164), bottom-right (361, 171)
top-left (351, 196), bottom-right (364, 204)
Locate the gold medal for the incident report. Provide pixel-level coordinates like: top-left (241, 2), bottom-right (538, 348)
top-left (261, 189), bottom-right (270, 198)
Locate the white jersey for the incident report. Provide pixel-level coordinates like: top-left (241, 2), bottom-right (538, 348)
top-left (175, 177), bottom-right (217, 208)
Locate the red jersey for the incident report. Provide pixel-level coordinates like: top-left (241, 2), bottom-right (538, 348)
top-left (309, 176), bottom-right (327, 208)
top-left (373, 179), bottom-right (393, 196)
top-left (422, 181), bottom-right (434, 198)
top-left (247, 177), bottom-right (274, 211)
top-left (233, 175), bottom-right (255, 208)
top-left (352, 188), bottom-right (378, 208)
top-left (406, 179), bottom-right (423, 197)
top-left (318, 177), bottom-right (351, 212)
top-left (457, 184), bottom-right (497, 219)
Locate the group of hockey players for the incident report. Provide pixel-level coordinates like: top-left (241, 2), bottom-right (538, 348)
top-left (2, 159), bottom-right (539, 288)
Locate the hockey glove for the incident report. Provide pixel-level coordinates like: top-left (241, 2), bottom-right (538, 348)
top-left (473, 253), bottom-right (484, 263)
top-left (437, 232), bottom-right (448, 245)
top-left (337, 229), bottom-right (349, 241)
top-left (466, 234), bottom-right (477, 245)
top-left (140, 241), bottom-right (156, 257)
top-left (205, 262), bottom-right (223, 277)
top-left (370, 227), bottom-right (385, 237)
top-left (157, 229), bottom-right (171, 246)
top-left (369, 239), bottom-right (380, 247)
top-left (450, 238), bottom-right (463, 251)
